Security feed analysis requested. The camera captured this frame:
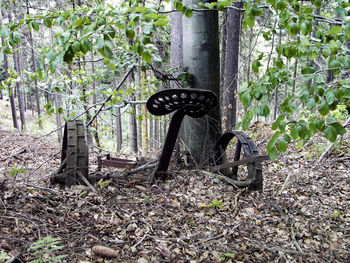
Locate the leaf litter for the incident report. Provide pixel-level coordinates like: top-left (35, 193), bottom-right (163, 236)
top-left (0, 123), bottom-right (350, 262)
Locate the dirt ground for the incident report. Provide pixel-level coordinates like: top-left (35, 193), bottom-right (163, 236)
top-left (0, 122), bottom-right (350, 263)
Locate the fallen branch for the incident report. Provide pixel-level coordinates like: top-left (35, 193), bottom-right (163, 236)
top-left (0, 149), bottom-right (27, 162)
top-left (78, 171), bottom-right (98, 194)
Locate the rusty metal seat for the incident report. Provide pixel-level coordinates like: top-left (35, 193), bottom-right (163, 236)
top-left (147, 88), bottom-right (217, 180)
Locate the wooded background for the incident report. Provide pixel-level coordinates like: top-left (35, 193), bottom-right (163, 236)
top-left (0, 0), bottom-right (349, 160)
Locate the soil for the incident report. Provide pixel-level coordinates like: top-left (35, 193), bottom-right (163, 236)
top-left (1, 121), bottom-right (350, 263)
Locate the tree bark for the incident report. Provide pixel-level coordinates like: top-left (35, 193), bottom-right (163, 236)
top-left (182, 0), bottom-right (221, 166)
top-left (128, 70), bottom-right (138, 153)
top-left (0, 8), bottom-right (18, 129)
top-left (26, 0), bottom-right (41, 120)
top-left (115, 106), bottom-right (123, 153)
top-left (13, 50), bottom-right (26, 130)
top-left (222, 3), bottom-right (243, 132)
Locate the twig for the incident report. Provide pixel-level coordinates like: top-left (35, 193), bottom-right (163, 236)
top-left (86, 69), bottom-right (133, 127)
top-left (133, 227), bottom-right (150, 248)
top-left (126, 161), bottom-right (158, 175)
top-left (244, 237), bottom-right (316, 256)
top-left (232, 189), bottom-right (246, 218)
top-left (198, 223), bottom-right (241, 244)
top-left (0, 149), bottom-right (27, 162)
top-left (77, 171), bottom-right (98, 194)
top-left (316, 117), bottom-right (350, 165)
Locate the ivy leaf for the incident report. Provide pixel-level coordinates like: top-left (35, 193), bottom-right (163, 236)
top-left (290, 125), bottom-right (299, 140)
top-left (324, 125), bottom-right (337, 142)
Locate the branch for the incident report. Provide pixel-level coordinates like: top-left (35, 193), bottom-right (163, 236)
top-left (86, 69), bottom-right (133, 127)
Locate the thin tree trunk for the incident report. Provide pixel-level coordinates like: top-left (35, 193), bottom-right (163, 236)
top-left (0, 8), bottom-right (18, 129)
top-left (26, 0), bottom-right (41, 120)
top-left (115, 106), bottom-right (123, 152)
top-left (13, 50), bottom-right (26, 130)
top-left (128, 70), bottom-right (138, 153)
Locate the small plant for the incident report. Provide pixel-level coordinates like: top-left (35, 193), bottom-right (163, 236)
top-left (219, 252), bottom-right (235, 261)
top-left (200, 198), bottom-right (224, 209)
top-left (0, 250), bottom-right (10, 262)
top-left (27, 236), bottom-right (66, 263)
top-left (9, 165), bottom-right (25, 178)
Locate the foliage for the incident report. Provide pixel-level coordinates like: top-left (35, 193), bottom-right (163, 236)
top-left (27, 236), bottom-right (66, 263)
top-left (236, 0), bottom-right (350, 159)
top-left (200, 198), bottom-right (224, 209)
top-left (9, 165), bottom-right (25, 177)
top-left (0, 250), bottom-right (10, 262)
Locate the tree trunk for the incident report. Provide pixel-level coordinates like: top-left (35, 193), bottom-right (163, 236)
top-left (170, 3), bottom-right (183, 89)
top-left (128, 70), bottom-right (138, 153)
top-left (13, 50), bottom-right (26, 130)
top-left (182, 0), bottom-right (221, 166)
top-left (0, 9), bottom-right (18, 129)
top-left (115, 106), bottom-right (123, 153)
top-left (26, 0), bottom-right (41, 120)
top-left (222, 4), bottom-right (243, 132)
top-left (142, 103), bottom-right (148, 152)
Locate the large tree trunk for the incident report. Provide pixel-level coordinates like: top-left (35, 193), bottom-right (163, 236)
top-left (182, 0), bottom-right (221, 166)
top-left (222, 4), bottom-right (243, 132)
top-left (170, 3), bottom-right (183, 89)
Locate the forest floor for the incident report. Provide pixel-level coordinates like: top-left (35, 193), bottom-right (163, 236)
top-left (1, 102), bottom-right (350, 262)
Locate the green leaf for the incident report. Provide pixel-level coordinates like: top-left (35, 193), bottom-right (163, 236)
top-left (142, 51), bottom-right (152, 63)
top-left (256, 104), bottom-right (270, 116)
top-left (267, 131), bottom-right (281, 152)
top-left (331, 122), bottom-right (346, 135)
top-left (2, 45), bottom-right (12, 54)
top-left (183, 7), bottom-right (193, 18)
top-left (318, 102), bottom-right (329, 116)
top-left (81, 39), bottom-right (93, 54)
top-left (290, 125), bottom-right (299, 140)
top-left (252, 60), bottom-right (261, 73)
top-left (306, 98), bottom-right (316, 110)
top-left (72, 41), bottom-right (81, 53)
top-left (154, 19), bottom-right (168, 26)
top-left (276, 139), bottom-right (288, 153)
top-left (135, 6), bottom-right (148, 13)
top-left (268, 147), bottom-right (278, 160)
top-left (174, 0), bottom-right (184, 11)
top-left (103, 45), bottom-right (113, 58)
top-left (126, 28), bottom-right (135, 40)
top-left (272, 115), bottom-right (285, 130)
top-left (326, 89), bottom-right (336, 105)
top-left (43, 17), bottom-right (52, 28)
top-left (31, 21), bottom-right (39, 31)
top-left (328, 26), bottom-right (342, 35)
top-left (324, 125), bottom-right (337, 142)
top-left (345, 23), bottom-right (350, 35)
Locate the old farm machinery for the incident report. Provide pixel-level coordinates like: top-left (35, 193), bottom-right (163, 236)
top-left (53, 89), bottom-right (268, 191)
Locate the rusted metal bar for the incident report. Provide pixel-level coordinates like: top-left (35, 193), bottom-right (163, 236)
top-left (209, 155), bottom-right (270, 172)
